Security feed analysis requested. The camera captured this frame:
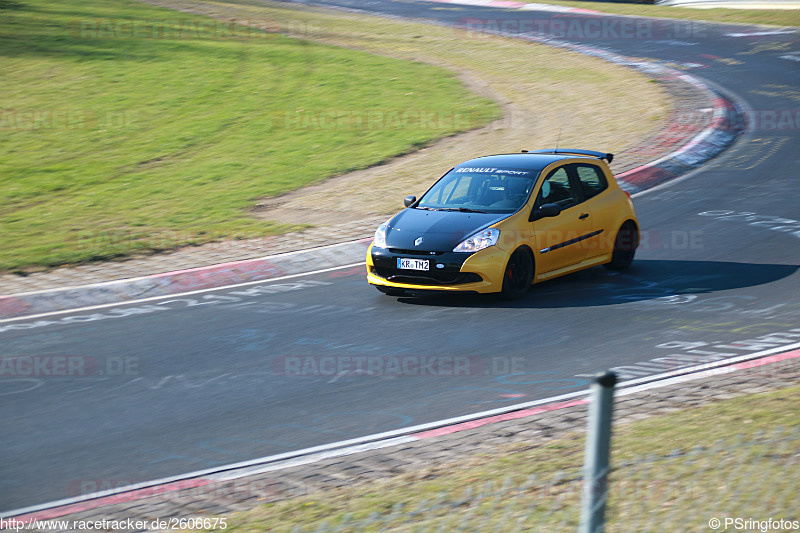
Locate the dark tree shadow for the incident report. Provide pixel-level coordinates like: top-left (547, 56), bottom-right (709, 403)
top-left (0, 4), bottom-right (271, 61)
top-left (389, 260), bottom-right (799, 309)
top-left (0, 0), bottom-right (24, 10)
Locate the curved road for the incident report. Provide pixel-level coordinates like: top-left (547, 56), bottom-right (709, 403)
top-left (2, 0), bottom-right (799, 513)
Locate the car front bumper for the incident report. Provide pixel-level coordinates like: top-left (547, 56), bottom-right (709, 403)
top-left (366, 243), bottom-right (509, 294)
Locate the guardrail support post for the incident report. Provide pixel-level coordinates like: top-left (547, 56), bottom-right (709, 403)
top-left (579, 370), bottom-right (618, 533)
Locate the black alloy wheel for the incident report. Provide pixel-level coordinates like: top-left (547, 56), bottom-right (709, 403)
top-left (501, 248), bottom-right (534, 300)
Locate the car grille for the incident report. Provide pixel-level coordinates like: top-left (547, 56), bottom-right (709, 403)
top-left (373, 267), bottom-right (482, 286)
top-left (388, 248), bottom-right (445, 256)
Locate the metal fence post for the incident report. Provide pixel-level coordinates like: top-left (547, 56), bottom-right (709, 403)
top-left (580, 370), bottom-right (618, 533)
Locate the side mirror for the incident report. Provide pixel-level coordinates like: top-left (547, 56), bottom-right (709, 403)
top-left (530, 202), bottom-right (561, 221)
top-left (404, 195), bottom-right (417, 208)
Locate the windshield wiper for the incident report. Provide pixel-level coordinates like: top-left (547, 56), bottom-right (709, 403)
top-left (438, 207), bottom-right (487, 213)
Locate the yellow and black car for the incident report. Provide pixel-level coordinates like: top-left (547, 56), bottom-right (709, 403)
top-left (366, 149), bottom-right (639, 299)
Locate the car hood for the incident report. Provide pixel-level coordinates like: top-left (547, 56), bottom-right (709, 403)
top-left (385, 208), bottom-right (509, 251)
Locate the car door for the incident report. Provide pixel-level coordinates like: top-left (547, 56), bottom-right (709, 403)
top-left (571, 163), bottom-right (615, 259)
top-left (531, 165), bottom-right (590, 277)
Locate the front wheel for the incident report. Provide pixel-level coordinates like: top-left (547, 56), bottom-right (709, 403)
top-left (501, 248), bottom-right (534, 300)
top-left (604, 222), bottom-right (638, 271)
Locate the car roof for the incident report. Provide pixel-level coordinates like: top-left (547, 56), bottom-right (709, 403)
top-left (455, 150), bottom-right (612, 172)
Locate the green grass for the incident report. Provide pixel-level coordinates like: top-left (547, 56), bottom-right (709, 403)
top-left (202, 385), bottom-right (800, 531)
top-left (0, 0), bottom-right (497, 270)
top-left (79, 0), bottom-right (669, 230)
top-left (523, 0), bottom-right (800, 27)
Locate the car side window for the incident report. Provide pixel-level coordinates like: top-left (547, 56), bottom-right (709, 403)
top-left (537, 166), bottom-right (577, 209)
top-left (575, 164), bottom-right (608, 201)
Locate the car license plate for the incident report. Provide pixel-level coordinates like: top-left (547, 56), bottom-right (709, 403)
top-left (397, 258), bottom-right (429, 271)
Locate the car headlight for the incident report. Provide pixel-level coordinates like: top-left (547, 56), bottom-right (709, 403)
top-left (373, 222), bottom-right (388, 249)
top-left (453, 228), bottom-right (500, 252)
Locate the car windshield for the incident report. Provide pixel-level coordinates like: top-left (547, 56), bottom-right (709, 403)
top-left (417, 167), bottom-right (538, 214)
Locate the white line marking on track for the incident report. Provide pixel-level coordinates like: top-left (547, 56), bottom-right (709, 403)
top-left (0, 262), bottom-right (365, 324)
top-left (3, 240), bottom-right (368, 298)
top-left (726, 29), bottom-right (796, 37)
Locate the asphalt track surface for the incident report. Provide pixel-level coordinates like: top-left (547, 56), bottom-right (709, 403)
top-left (2, 0), bottom-right (799, 514)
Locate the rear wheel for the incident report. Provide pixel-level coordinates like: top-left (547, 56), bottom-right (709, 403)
top-left (501, 248), bottom-right (533, 300)
top-left (604, 221), bottom-right (638, 271)
top-left (375, 285), bottom-right (406, 296)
